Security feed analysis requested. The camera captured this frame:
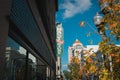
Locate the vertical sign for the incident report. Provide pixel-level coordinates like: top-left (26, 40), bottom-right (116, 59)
top-left (56, 23), bottom-right (64, 57)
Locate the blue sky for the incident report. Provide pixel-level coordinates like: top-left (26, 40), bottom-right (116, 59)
top-left (56, 0), bottom-right (120, 71)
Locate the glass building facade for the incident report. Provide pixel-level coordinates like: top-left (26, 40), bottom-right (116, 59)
top-left (0, 0), bottom-right (58, 80)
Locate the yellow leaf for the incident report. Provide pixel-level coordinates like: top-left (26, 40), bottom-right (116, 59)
top-left (109, 22), bottom-right (117, 29)
top-left (79, 21), bottom-right (85, 27)
top-left (87, 32), bottom-right (91, 37)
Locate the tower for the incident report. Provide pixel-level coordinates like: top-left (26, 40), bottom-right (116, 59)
top-left (68, 39), bottom-right (83, 64)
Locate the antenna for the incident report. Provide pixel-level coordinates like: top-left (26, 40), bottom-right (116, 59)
top-left (76, 33), bottom-right (78, 39)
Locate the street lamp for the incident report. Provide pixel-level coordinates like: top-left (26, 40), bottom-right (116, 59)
top-left (93, 12), bottom-right (107, 40)
top-left (93, 11), bottom-right (114, 80)
top-left (93, 12), bottom-right (103, 26)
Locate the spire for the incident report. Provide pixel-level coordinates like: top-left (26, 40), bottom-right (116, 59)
top-left (74, 39), bottom-right (80, 44)
top-left (73, 39), bottom-right (82, 46)
top-left (76, 33), bottom-right (78, 39)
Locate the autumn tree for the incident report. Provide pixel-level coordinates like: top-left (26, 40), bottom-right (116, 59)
top-left (96, 0), bottom-right (120, 79)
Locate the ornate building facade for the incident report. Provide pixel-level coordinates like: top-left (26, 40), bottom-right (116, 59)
top-left (68, 39), bottom-right (99, 65)
top-left (68, 39), bottom-right (83, 64)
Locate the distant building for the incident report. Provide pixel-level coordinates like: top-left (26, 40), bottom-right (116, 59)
top-left (68, 39), bottom-right (99, 64)
top-left (5, 47), bottom-right (36, 80)
top-left (68, 38), bottom-right (120, 67)
top-left (68, 39), bottom-right (83, 64)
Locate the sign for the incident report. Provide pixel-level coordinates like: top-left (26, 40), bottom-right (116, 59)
top-left (56, 23), bottom-right (64, 56)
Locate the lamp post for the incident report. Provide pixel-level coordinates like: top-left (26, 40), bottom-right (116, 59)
top-left (93, 11), bottom-right (114, 80)
top-left (93, 12), bottom-right (107, 40)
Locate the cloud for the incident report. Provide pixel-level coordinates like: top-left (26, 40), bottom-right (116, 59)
top-left (60, 0), bottom-right (92, 19)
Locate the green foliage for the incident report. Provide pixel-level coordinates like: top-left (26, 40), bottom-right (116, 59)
top-left (68, 63), bottom-right (82, 80)
top-left (63, 62), bottom-right (82, 80)
top-left (63, 70), bottom-right (71, 80)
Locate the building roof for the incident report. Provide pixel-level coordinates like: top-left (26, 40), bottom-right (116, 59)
top-left (73, 39), bottom-right (82, 46)
top-left (75, 39), bottom-right (81, 43)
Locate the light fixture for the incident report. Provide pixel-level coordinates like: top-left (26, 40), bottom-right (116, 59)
top-left (93, 12), bottom-right (103, 26)
top-left (93, 12), bottom-right (107, 40)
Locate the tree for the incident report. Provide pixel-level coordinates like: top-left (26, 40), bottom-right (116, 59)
top-left (63, 70), bottom-right (71, 80)
top-left (63, 53), bottom-right (84, 80)
top-left (97, 0), bottom-right (120, 79)
top-left (68, 62), bottom-right (81, 80)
